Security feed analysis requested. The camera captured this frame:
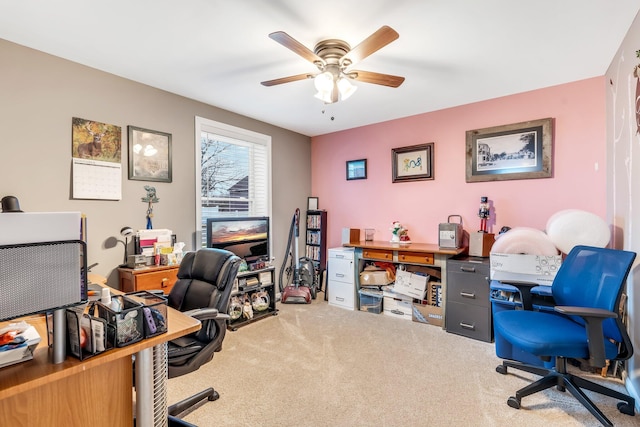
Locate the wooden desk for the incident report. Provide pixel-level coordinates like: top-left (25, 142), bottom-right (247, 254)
top-left (118, 264), bottom-right (180, 294)
top-left (0, 307), bottom-right (200, 426)
top-left (343, 241), bottom-right (466, 325)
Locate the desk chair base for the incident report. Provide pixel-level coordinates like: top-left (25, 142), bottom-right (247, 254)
top-left (496, 358), bottom-right (635, 427)
top-left (168, 387), bottom-right (219, 418)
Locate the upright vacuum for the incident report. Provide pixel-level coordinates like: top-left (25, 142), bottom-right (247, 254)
top-left (279, 208), bottom-right (317, 304)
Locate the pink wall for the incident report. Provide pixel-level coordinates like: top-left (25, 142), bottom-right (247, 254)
top-left (311, 77), bottom-right (607, 249)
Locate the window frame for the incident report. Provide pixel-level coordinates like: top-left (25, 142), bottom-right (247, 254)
top-left (195, 116), bottom-right (272, 246)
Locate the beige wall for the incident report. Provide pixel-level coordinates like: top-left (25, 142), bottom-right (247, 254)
top-left (0, 39), bottom-right (311, 286)
top-left (606, 11), bottom-right (640, 404)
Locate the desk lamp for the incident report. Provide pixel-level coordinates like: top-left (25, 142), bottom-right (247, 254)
top-left (1, 195), bottom-right (23, 212)
top-left (120, 226), bottom-right (134, 265)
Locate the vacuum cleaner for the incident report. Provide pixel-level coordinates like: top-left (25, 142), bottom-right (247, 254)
top-left (279, 208), bottom-right (318, 304)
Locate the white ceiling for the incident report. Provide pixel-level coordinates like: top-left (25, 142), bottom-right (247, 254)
top-left (1, 1), bottom-right (638, 137)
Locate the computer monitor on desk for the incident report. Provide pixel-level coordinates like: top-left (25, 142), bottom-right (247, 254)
top-left (0, 212), bottom-right (87, 363)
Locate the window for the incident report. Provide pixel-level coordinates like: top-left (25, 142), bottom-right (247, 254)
top-left (195, 117), bottom-right (272, 247)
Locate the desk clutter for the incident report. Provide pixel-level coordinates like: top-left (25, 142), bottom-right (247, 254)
top-left (64, 289), bottom-right (168, 361)
top-left (0, 321), bottom-right (41, 369)
top-left (358, 262), bottom-right (443, 326)
top-left (131, 228), bottom-right (184, 268)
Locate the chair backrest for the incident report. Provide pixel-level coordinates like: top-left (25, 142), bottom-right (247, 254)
top-left (168, 248), bottom-right (241, 341)
top-left (551, 245), bottom-right (636, 349)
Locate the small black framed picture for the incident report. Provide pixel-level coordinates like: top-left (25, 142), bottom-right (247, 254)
top-left (346, 159), bottom-right (367, 180)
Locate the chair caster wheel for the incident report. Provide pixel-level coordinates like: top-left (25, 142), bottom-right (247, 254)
top-left (209, 391), bottom-right (220, 401)
top-left (507, 396), bottom-right (520, 409)
top-left (496, 365), bottom-right (508, 375)
top-left (617, 402), bottom-right (635, 416)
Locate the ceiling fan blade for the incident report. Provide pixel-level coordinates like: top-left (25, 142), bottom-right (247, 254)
top-left (269, 31), bottom-right (325, 66)
top-left (341, 26), bottom-right (399, 66)
top-left (350, 70), bottom-right (405, 88)
top-left (261, 73), bottom-right (314, 87)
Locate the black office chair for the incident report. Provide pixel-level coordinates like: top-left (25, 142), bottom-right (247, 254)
top-left (493, 245), bottom-right (636, 427)
top-left (166, 248), bottom-right (241, 423)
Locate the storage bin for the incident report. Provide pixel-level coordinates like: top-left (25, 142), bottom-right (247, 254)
top-left (94, 295), bottom-right (145, 347)
top-left (358, 289), bottom-right (383, 314)
top-left (125, 291), bottom-right (168, 338)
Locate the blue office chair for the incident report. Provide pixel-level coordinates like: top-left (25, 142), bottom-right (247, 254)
top-left (493, 245), bottom-right (636, 427)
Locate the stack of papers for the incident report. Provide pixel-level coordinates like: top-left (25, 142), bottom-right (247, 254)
top-left (137, 229), bottom-right (172, 256)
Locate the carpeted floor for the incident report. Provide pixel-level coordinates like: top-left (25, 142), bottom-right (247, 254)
top-left (167, 297), bottom-right (638, 426)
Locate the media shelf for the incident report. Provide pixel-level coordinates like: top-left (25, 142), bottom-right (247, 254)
top-left (305, 210), bottom-right (327, 274)
top-left (228, 266), bottom-right (277, 331)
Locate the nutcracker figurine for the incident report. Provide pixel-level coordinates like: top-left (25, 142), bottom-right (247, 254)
top-left (478, 196), bottom-right (490, 233)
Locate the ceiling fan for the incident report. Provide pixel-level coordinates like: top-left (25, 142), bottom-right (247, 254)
top-left (261, 25), bottom-right (405, 104)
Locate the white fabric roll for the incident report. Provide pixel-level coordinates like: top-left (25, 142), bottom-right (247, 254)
top-left (490, 227), bottom-right (559, 256)
top-left (546, 209), bottom-right (610, 254)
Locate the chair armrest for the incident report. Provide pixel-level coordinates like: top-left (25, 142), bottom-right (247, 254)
top-left (554, 305), bottom-right (617, 368)
top-left (182, 308), bottom-right (230, 322)
top-left (499, 280), bottom-right (539, 310)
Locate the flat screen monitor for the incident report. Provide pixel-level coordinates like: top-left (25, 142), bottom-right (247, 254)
top-left (206, 217), bottom-right (269, 263)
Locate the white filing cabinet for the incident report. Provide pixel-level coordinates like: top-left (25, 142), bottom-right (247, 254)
top-left (327, 247), bottom-right (355, 310)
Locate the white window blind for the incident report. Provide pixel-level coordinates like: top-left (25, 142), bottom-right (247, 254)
top-left (195, 117), bottom-right (272, 246)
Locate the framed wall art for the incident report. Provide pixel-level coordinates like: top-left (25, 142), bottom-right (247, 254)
top-left (128, 126), bottom-right (172, 183)
top-left (465, 118), bottom-right (553, 183)
top-left (346, 159), bottom-right (367, 180)
top-left (391, 143), bottom-right (434, 183)
top-left (307, 197), bottom-right (319, 210)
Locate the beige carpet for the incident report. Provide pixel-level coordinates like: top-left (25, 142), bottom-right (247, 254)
top-left (167, 297), bottom-right (637, 427)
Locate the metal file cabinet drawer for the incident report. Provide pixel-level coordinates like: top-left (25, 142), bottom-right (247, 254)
top-left (327, 257), bottom-right (354, 283)
top-left (446, 260), bottom-right (490, 308)
top-left (447, 273), bottom-right (490, 308)
top-left (328, 279), bottom-right (355, 310)
top-left (445, 301), bottom-right (493, 342)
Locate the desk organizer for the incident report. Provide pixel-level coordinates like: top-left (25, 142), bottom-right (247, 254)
top-left (94, 296), bottom-right (145, 347)
top-left (124, 291), bottom-right (168, 338)
top-left (66, 307), bottom-right (115, 360)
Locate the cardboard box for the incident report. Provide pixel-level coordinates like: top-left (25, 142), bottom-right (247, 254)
top-left (427, 281), bottom-right (442, 307)
top-left (394, 270), bottom-right (429, 299)
top-left (359, 270), bottom-right (392, 286)
top-left (341, 228), bottom-right (360, 244)
top-left (469, 233), bottom-right (495, 257)
top-left (490, 253), bottom-right (562, 286)
top-left (412, 302), bottom-right (444, 327)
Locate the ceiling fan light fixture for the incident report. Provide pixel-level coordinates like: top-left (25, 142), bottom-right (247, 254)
top-left (337, 77), bottom-right (357, 101)
top-left (314, 71), bottom-right (334, 92)
top-left (314, 89), bottom-right (333, 103)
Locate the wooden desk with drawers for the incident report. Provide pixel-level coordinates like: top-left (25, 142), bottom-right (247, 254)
top-left (343, 241), bottom-right (466, 325)
top-left (118, 264), bottom-right (180, 294)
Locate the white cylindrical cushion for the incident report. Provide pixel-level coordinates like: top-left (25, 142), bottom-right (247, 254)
top-left (490, 227), bottom-right (558, 256)
top-left (546, 209), bottom-right (610, 254)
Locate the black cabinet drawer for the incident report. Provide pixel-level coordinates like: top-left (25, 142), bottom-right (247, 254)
top-left (445, 301), bottom-right (493, 342)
